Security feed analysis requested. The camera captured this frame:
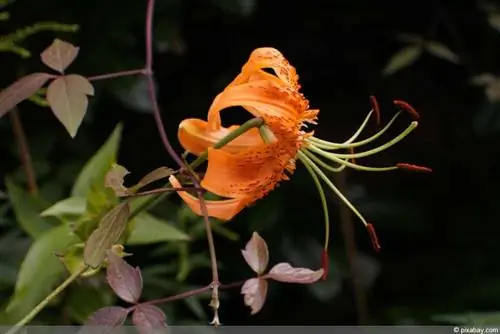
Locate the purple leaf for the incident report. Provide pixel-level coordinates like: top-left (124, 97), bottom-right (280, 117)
top-left (241, 232), bottom-right (269, 275)
top-left (106, 250), bottom-right (143, 303)
top-left (132, 304), bottom-right (168, 334)
top-left (241, 278), bottom-right (268, 315)
top-left (40, 39), bottom-right (80, 74)
top-left (0, 73), bottom-right (52, 118)
top-left (265, 262), bottom-right (324, 284)
top-left (80, 306), bottom-right (128, 334)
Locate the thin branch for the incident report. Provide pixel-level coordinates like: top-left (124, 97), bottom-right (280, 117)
top-left (10, 108), bottom-right (38, 195)
top-left (143, 0), bottom-right (221, 324)
top-left (333, 172), bottom-right (370, 325)
top-left (126, 186), bottom-right (202, 197)
top-left (87, 68), bottom-right (145, 81)
top-left (142, 280), bottom-right (245, 307)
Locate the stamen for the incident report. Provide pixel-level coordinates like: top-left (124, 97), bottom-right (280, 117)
top-left (370, 96), bottom-right (381, 126)
top-left (316, 121), bottom-right (418, 159)
top-left (307, 110), bottom-right (374, 149)
top-left (297, 151), bottom-right (330, 280)
top-left (259, 125), bottom-right (277, 143)
top-left (397, 163), bottom-right (432, 173)
top-left (366, 223), bottom-right (381, 252)
top-left (306, 146), bottom-right (399, 172)
top-left (299, 152), bottom-right (369, 227)
top-left (393, 100), bottom-right (419, 120)
top-left (302, 149), bottom-right (346, 173)
top-left (307, 111), bottom-right (404, 150)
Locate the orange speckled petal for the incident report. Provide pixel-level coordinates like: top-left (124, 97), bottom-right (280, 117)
top-left (229, 48), bottom-right (300, 90)
top-left (169, 175), bottom-right (251, 221)
top-left (201, 144), bottom-right (291, 200)
top-left (207, 80), bottom-right (306, 131)
top-left (178, 118), bottom-right (265, 156)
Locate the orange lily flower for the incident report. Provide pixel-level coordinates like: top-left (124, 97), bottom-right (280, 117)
top-left (170, 48), bottom-right (430, 264)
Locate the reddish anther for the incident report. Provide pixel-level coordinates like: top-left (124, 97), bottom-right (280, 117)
top-left (321, 250), bottom-right (329, 281)
top-left (393, 100), bottom-right (420, 120)
top-left (397, 163), bottom-right (432, 173)
top-left (366, 223), bottom-right (381, 252)
top-left (369, 95), bottom-right (381, 126)
top-left (349, 147), bottom-right (356, 164)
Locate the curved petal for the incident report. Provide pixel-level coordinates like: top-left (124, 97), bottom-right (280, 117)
top-left (229, 48), bottom-right (300, 91)
top-left (201, 145), bottom-right (294, 200)
top-left (169, 175), bottom-right (251, 221)
top-left (207, 80), bottom-right (308, 131)
top-left (178, 118), bottom-right (265, 156)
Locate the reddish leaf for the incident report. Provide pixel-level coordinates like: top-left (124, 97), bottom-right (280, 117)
top-left (105, 164), bottom-right (131, 196)
top-left (106, 250), bottom-right (143, 303)
top-left (40, 39), bottom-right (80, 74)
top-left (241, 232), bottom-right (269, 275)
top-left (0, 73), bottom-right (52, 118)
top-left (265, 262), bottom-right (324, 284)
top-left (134, 167), bottom-right (175, 191)
top-left (132, 304), bottom-right (168, 334)
top-left (80, 306), bottom-right (128, 334)
top-left (46, 74), bottom-right (94, 138)
top-left (241, 278), bottom-right (268, 315)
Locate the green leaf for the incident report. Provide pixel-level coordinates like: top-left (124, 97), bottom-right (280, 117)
top-left (5, 178), bottom-right (55, 238)
top-left (5, 224), bottom-right (79, 322)
top-left (424, 41), bottom-right (460, 64)
top-left (71, 123), bottom-right (123, 198)
top-left (40, 197), bottom-right (86, 218)
top-left (382, 45), bottom-right (423, 76)
top-left (84, 202), bottom-right (130, 268)
top-left (131, 167), bottom-right (175, 192)
top-left (126, 212), bottom-right (190, 245)
top-left (46, 74), bottom-right (95, 137)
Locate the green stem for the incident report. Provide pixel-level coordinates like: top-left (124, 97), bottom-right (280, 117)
top-left (129, 117), bottom-right (264, 219)
top-left (6, 265), bottom-right (88, 334)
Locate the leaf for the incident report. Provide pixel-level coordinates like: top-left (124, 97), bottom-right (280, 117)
top-left (382, 45), bottom-right (422, 76)
top-left (5, 225), bottom-right (79, 322)
top-left (126, 213), bottom-right (190, 245)
top-left (40, 196), bottom-right (86, 218)
top-left (72, 123), bottom-right (123, 198)
top-left (105, 164), bottom-right (130, 196)
top-left (424, 41), bottom-right (460, 64)
top-left (46, 74), bottom-right (94, 137)
top-left (241, 232), bottom-right (268, 275)
top-left (5, 178), bottom-right (55, 238)
top-left (241, 278), bottom-right (267, 315)
top-left (40, 39), bottom-right (80, 74)
top-left (106, 251), bottom-right (142, 303)
top-left (132, 167), bottom-right (175, 192)
top-left (132, 304), bottom-right (168, 334)
top-left (57, 243), bottom-right (101, 277)
top-left (0, 73), bottom-right (52, 118)
top-left (265, 262), bottom-right (324, 284)
top-left (84, 202), bottom-right (130, 268)
top-left (488, 13), bottom-right (500, 32)
top-left (80, 306), bottom-right (128, 334)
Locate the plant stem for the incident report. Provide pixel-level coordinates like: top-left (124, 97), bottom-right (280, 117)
top-left (87, 68), bottom-right (145, 81)
top-left (10, 108), bottom-right (38, 195)
top-left (142, 280), bottom-right (245, 307)
top-left (334, 172), bottom-right (369, 324)
top-left (6, 266), bottom-right (87, 334)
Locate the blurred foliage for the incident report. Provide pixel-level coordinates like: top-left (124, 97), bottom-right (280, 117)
top-left (2, 0), bottom-right (500, 327)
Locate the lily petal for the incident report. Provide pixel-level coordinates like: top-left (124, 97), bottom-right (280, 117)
top-left (169, 175), bottom-right (252, 221)
top-left (207, 80), bottom-right (308, 132)
top-left (229, 47), bottom-right (300, 91)
top-left (201, 145), bottom-right (293, 200)
top-left (179, 118), bottom-right (264, 156)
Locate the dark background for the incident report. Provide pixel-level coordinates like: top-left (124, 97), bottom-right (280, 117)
top-left (1, 0), bottom-right (500, 327)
